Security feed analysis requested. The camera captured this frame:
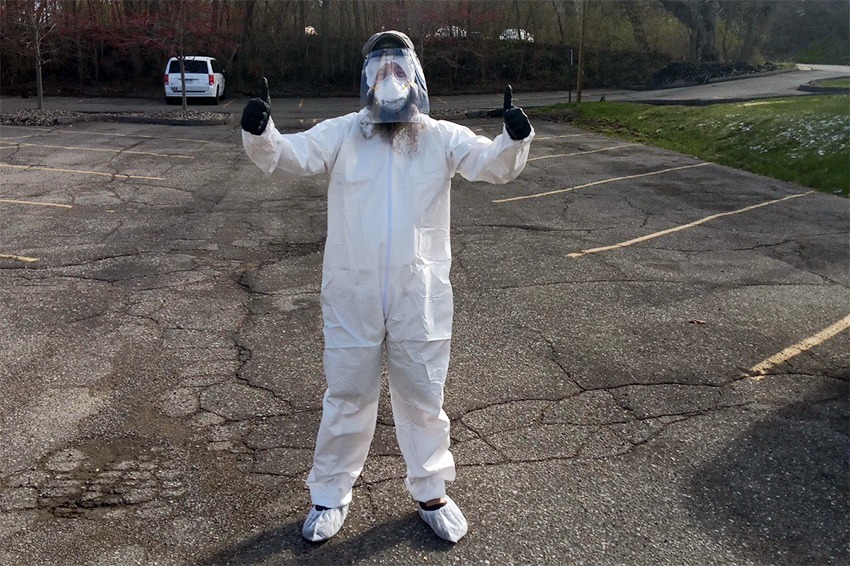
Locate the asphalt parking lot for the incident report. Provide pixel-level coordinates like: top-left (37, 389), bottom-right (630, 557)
top-left (0, 112), bottom-right (847, 565)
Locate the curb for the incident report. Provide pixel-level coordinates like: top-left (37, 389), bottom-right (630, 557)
top-left (102, 115), bottom-right (232, 126)
top-left (76, 112), bottom-right (232, 126)
top-left (798, 85), bottom-right (849, 93)
top-left (625, 67), bottom-right (798, 92)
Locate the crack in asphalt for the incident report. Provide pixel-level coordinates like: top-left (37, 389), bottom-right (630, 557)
top-left (651, 240), bottom-right (802, 253)
top-left (456, 415), bottom-right (511, 462)
top-left (479, 278), bottom-right (696, 291)
top-left (621, 193), bottom-right (653, 229)
top-left (537, 330), bottom-right (576, 384)
top-left (454, 223), bottom-right (592, 234)
top-left (229, 263), bottom-right (304, 408)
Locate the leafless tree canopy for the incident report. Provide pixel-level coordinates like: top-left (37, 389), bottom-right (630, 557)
top-left (0, 0), bottom-right (847, 98)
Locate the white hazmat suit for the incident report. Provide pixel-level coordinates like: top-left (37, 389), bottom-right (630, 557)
top-left (242, 65), bottom-right (533, 528)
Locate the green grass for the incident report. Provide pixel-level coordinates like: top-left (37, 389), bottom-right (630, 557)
top-left (530, 95), bottom-right (849, 196)
top-left (816, 77), bottom-right (850, 89)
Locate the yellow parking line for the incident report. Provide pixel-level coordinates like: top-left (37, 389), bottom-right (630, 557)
top-left (746, 313), bottom-right (850, 380)
top-left (535, 134), bottom-right (582, 141)
top-left (0, 142), bottom-right (192, 159)
top-left (0, 163), bottom-right (165, 181)
top-left (493, 162), bottom-right (710, 203)
top-left (0, 198), bottom-right (72, 209)
top-left (0, 253), bottom-right (38, 263)
top-left (529, 144), bottom-right (638, 162)
top-left (567, 191), bottom-right (814, 258)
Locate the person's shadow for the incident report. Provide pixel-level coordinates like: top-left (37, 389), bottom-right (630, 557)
top-left (200, 513), bottom-right (455, 565)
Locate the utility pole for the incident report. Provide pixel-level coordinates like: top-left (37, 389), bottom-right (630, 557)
top-left (576, 0), bottom-right (587, 104)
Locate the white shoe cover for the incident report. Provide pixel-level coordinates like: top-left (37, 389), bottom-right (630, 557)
top-left (418, 496), bottom-right (468, 543)
top-left (301, 504), bottom-right (349, 542)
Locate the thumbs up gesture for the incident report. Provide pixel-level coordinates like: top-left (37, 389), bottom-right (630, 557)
top-left (503, 85), bottom-right (531, 140)
top-left (241, 77), bottom-right (271, 135)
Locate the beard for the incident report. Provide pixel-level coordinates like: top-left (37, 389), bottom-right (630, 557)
top-left (361, 119), bottom-right (422, 156)
top-left (375, 121), bottom-right (420, 146)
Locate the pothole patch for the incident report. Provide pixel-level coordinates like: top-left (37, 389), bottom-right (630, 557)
top-left (2, 442), bottom-right (188, 519)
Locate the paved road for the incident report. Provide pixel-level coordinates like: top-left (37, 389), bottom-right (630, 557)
top-left (0, 68), bottom-right (848, 565)
top-left (1, 64), bottom-right (847, 124)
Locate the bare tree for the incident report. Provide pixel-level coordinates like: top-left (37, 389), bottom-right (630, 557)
top-left (659, 0), bottom-right (719, 61)
top-left (1, 0), bottom-right (60, 109)
top-left (733, 0), bottom-right (781, 62)
top-left (622, 0), bottom-right (655, 52)
top-left (113, 0), bottom-right (239, 110)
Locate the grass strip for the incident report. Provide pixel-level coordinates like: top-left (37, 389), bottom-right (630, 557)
top-left (816, 77), bottom-right (850, 89)
top-left (531, 95), bottom-right (849, 196)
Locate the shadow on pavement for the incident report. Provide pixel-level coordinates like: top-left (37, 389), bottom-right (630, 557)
top-left (200, 514), bottom-right (455, 565)
top-left (686, 380), bottom-right (849, 565)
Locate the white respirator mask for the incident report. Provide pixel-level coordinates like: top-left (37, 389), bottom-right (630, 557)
top-left (360, 47), bottom-right (429, 123)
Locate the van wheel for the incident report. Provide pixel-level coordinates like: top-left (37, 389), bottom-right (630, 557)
top-left (213, 88), bottom-right (220, 105)
top-left (166, 96), bottom-right (178, 105)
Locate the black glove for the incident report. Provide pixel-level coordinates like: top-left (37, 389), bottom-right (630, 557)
top-left (241, 77), bottom-right (271, 135)
top-left (503, 85), bottom-right (531, 141)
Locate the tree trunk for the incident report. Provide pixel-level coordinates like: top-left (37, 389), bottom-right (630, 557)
top-left (180, 56), bottom-right (187, 111)
top-left (624, 0), bottom-right (652, 52)
top-left (76, 28), bottom-right (85, 84)
top-left (660, 0), bottom-right (719, 62)
top-left (737, 0), bottom-right (779, 63)
top-left (35, 35), bottom-right (44, 110)
top-left (552, 0), bottom-right (565, 44)
top-left (320, 0), bottom-right (333, 80)
top-left (232, 0), bottom-right (256, 92)
top-left (699, 0), bottom-right (719, 61)
top-left (35, 59), bottom-right (44, 110)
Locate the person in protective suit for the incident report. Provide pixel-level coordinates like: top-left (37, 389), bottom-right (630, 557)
top-left (241, 30), bottom-right (533, 543)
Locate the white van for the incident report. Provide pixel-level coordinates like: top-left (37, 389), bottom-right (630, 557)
top-left (164, 56), bottom-right (225, 104)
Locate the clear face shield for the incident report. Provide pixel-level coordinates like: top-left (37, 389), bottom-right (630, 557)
top-left (360, 48), bottom-right (429, 123)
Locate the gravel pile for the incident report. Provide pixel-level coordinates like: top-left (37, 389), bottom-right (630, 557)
top-left (0, 109), bottom-right (86, 126)
top-left (0, 109), bottom-right (230, 126)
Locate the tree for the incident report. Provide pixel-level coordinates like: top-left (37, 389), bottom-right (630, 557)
top-left (109, 0), bottom-right (240, 110)
top-left (0, 0), bottom-right (60, 109)
top-left (659, 0), bottom-right (719, 61)
top-left (717, 0), bottom-right (783, 63)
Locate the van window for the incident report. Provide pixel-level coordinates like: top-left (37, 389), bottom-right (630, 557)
top-left (168, 60), bottom-right (210, 74)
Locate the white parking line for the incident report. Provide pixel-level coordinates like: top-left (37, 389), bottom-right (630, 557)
top-left (566, 191), bottom-right (814, 258)
top-left (0, 163), bottom-right (165, 181)
top-left (529, 144), bottom-right (638, 162)
top-left (0, 198), bottom-right (72, 209)
top-left (745, 313), bottom-right (850, 379)
top-left (493, 162), bottom-right (710, 203)
top-left (534, 134), bottom-right (582, 141)
top-left (0, 142), bottom-right (192, 159)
